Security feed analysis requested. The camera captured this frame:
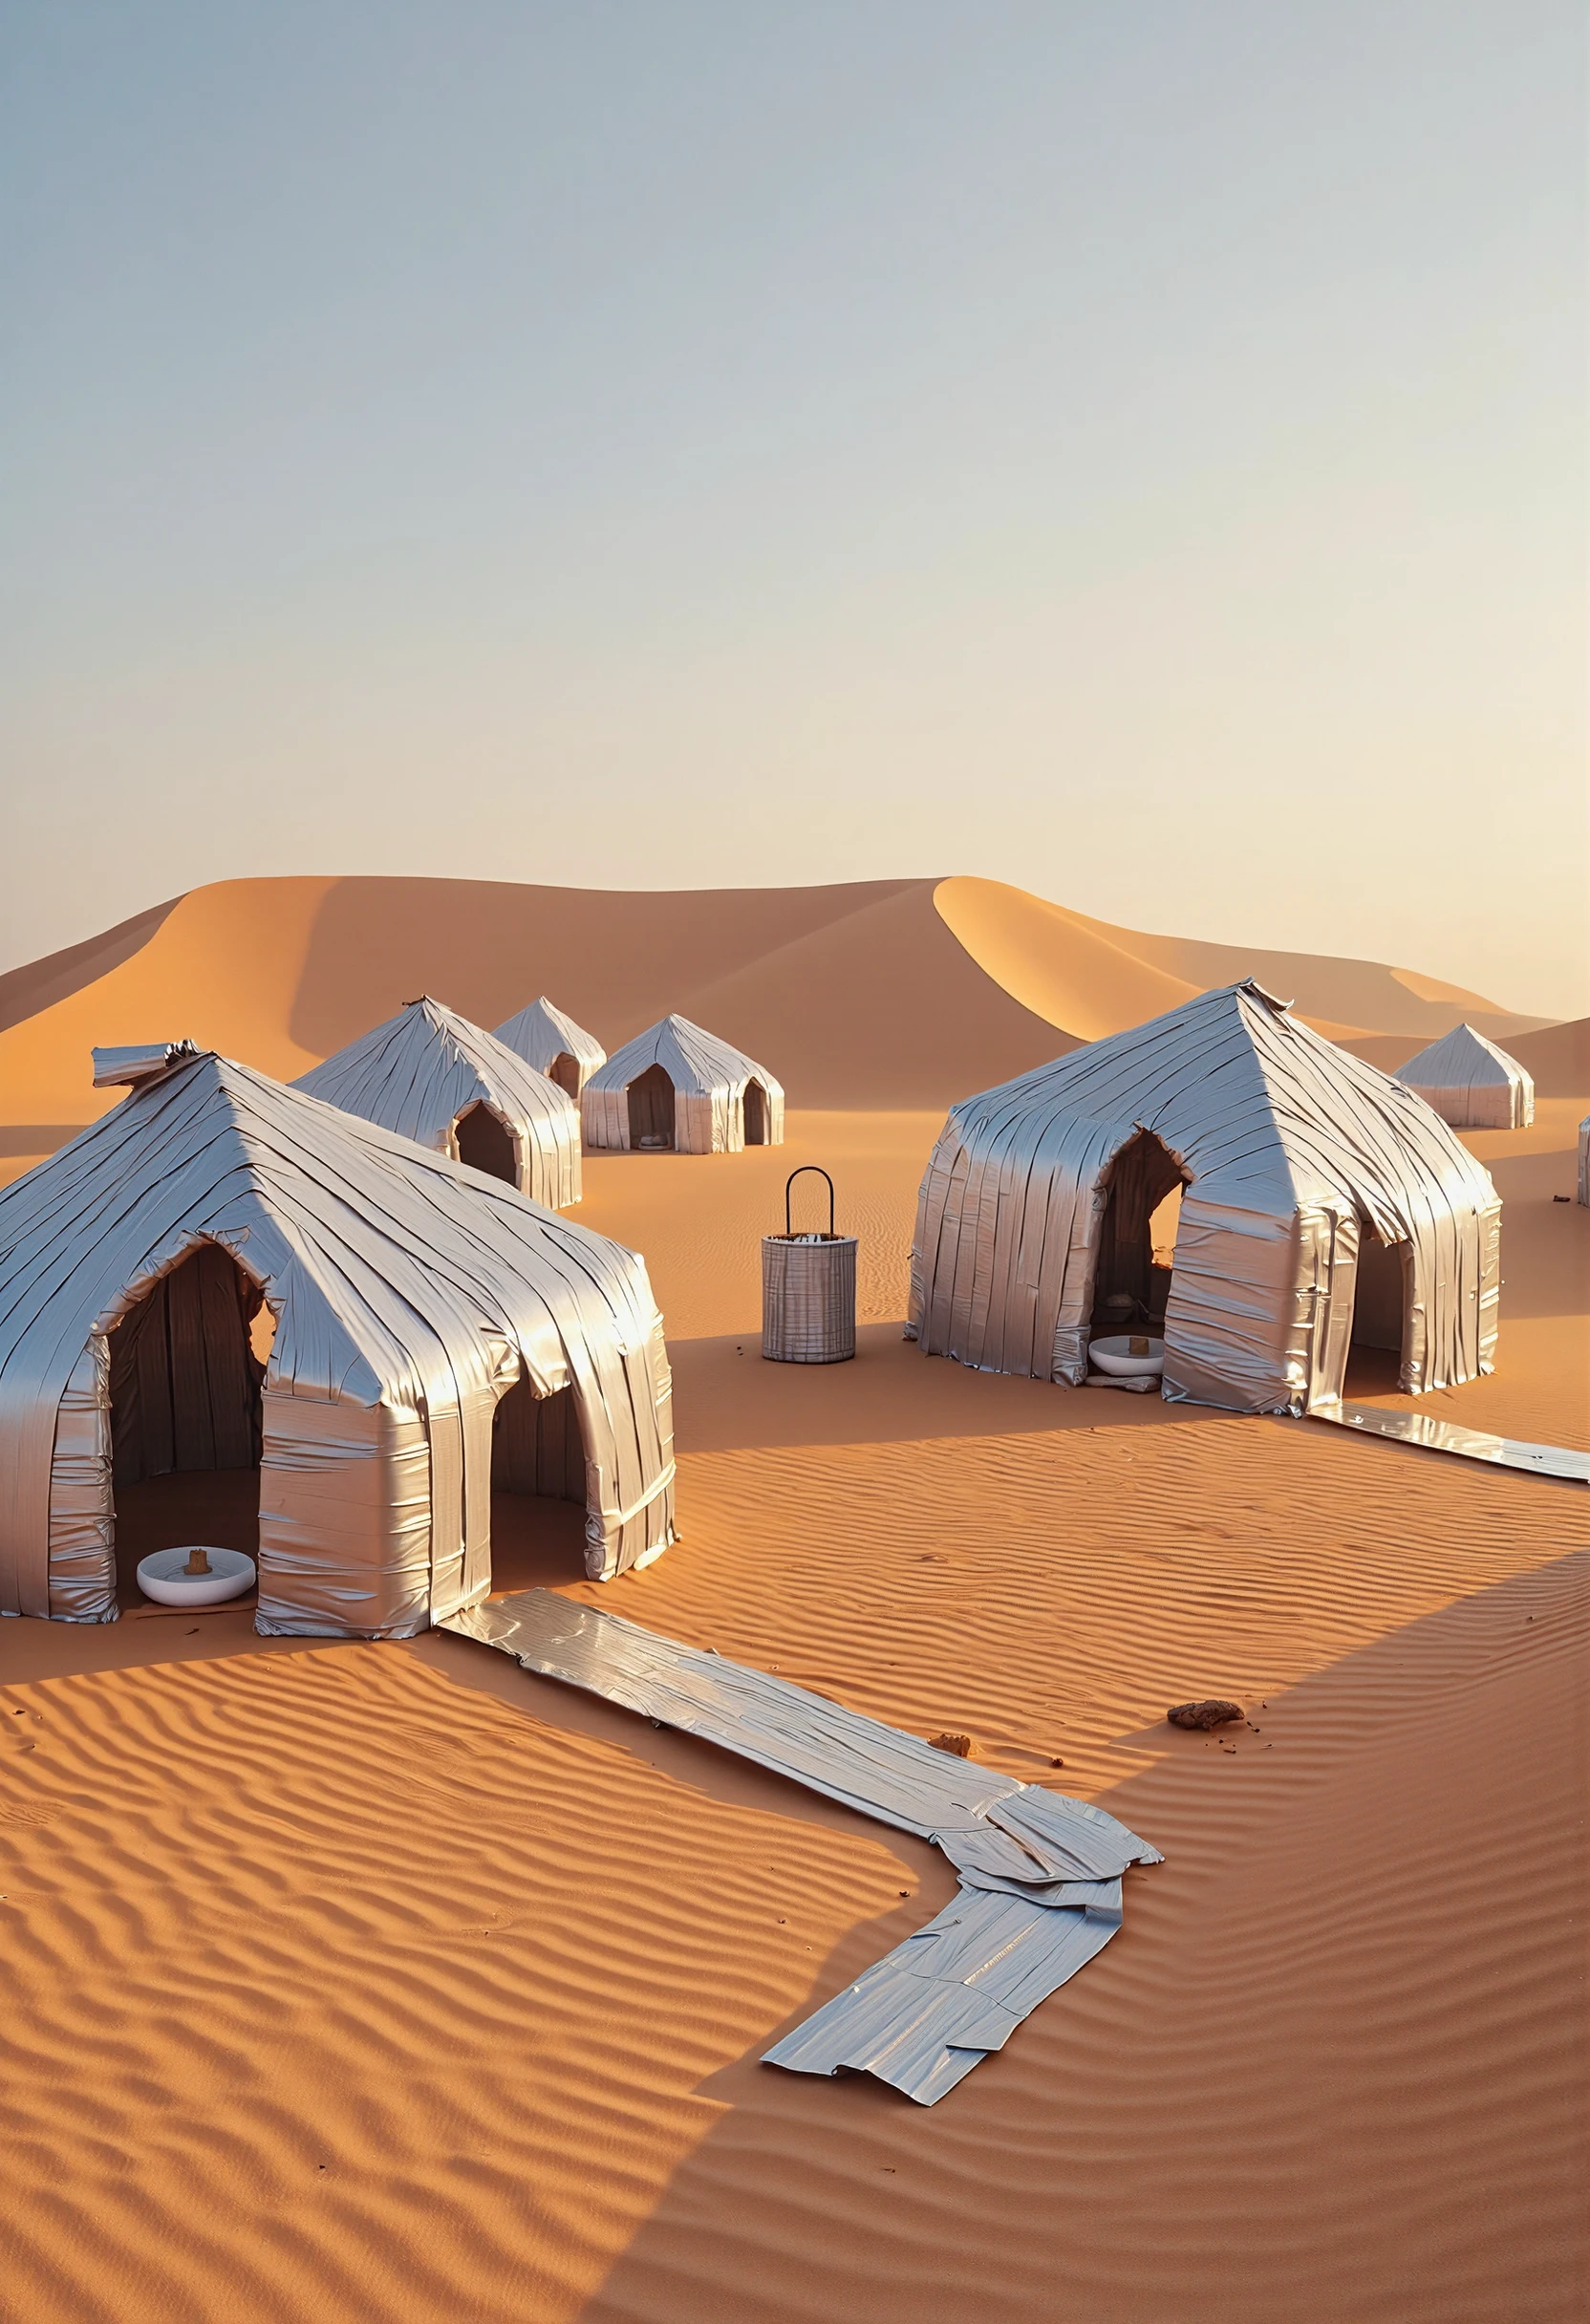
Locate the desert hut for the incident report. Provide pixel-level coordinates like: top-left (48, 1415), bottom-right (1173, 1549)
top-left (1393, 1022), bottom-right (1535, 1130)
top-left (494, 996), bottom-right (606, 1099)
top-left (295, 996), bottom-right (582, 1207)
top-left (582, 1014), bottom-right (784, 1154)
top-left (0, 1045), bottom-right (675, 1631)
top-left (908, 980), bottom-right (1500, 1415)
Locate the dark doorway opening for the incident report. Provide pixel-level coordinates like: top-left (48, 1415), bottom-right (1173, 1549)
top-left (1090, 1130), bottom-right (1188, 1332)
top-left (1344, 1230), bottom-right (1409, 1397)
top-left (455, 1103), bottom-right (517, 1184)
top-left (742, 1079), bottom-right (769, 1145)
top-left (548, 1051), bottom-right (581, 1099)
top-left (107, 1242), bottom-right (263, 1603)
top-left (627, 1063), bottom-right (676, 1150)
top-left (490, 1377), bottom-right (589, 1588)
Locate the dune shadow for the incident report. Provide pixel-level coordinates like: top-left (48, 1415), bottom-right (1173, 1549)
top-left (565, 1540), bottom-right (1589, 2323)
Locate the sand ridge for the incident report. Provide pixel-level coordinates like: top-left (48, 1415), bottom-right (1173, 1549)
top-left (0, 871), bottom-right (1551, 1179)
top-left (0, 877), bottom-right (1583, 2320)
top-left (1, 1073), bottom-right (1585, 2320)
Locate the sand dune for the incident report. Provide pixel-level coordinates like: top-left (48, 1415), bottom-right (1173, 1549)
top-left (2, 1108), bottom-right (1583, 2321)
top-left (0, 873), bottom-right (1583, 2320)
top-left (0, 872), bottom-right (1549, 1174)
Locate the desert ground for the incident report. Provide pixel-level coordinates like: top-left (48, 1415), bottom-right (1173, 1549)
top-left (0, 876), bottom-right (1585, 2323)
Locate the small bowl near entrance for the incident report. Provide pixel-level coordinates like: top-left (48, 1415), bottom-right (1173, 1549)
top-left (136, 1545), bottom-right (256, 1607)
top-left (1088, 1334), bottom-right (1166, 1379)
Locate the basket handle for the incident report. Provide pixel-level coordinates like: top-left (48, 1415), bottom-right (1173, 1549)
top-left (785, 1166), bottom-right (835, 1237)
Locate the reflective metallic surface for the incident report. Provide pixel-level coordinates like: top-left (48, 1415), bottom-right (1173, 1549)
top-left (0, 1055), bottom-right (674, 1627)
top-left (582, 1013), bottom-right (785, 1154)
top-left (446, 1589), bottom-right (1159, 2102)
top-left (1307, 1402), bottom-right (1589, 1485)
top-left (1393, 1022), bottom-right (1534, 1130)
top-left (909, 981), bottom-right (1502, 1415)
top-left (493, 996), bottom-right (607, 1095)
top-left (91, 1041), bottom-right (197, 1088)
top-left (296, 996), bottom-right (582, 1208)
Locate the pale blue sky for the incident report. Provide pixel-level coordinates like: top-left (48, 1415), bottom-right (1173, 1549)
top-left (4, 3), bottom-right (1585, 1012)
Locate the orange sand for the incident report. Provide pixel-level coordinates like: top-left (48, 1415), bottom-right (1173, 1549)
top-left (0, 883), bottom-right (1585, 2321)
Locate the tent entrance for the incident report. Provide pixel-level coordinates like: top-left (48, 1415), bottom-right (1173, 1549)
top-left (548, 1051), bottom-right (580, 1099)
top-left (1090, 1130), bottom-right (1187, 1333)
top-left (455, 1103), bottom-right (517, 1185)
top-left (489, 1378), bottom-right (590, 1585)
top-left (628, 1064), bottom-right (676, 1150)
top-left (742, 1079), bottom-right (770, 1145)
top-left (1343, 1229), bottom-right (1411, 1396)
top-left (107, 1243), bottom-right (264, 1601)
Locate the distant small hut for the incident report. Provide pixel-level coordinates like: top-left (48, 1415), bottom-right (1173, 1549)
top-left (494, 996), bottom-right (607, 1099)
top-left (1394, 1023), bottom-right (1535, 1130)
top-left (582, 1014), bottom-right (784, 1154)
top-left (296, 996), bottom-right (582, 1207)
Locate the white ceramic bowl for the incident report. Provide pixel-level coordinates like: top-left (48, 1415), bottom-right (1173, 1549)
top-left (137, 1546), bottom-right (256, 1607)
top-left (1088, 1333), bottom-right (1166, 1379)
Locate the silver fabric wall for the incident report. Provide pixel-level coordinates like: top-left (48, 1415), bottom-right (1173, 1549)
top-left (909, 981), bottom-right (1501, 1415)
top-left (0, 1053), bottom-right (675, 1627)
top-left (582, 1012), bottom-right (785, 1155)
top-left (1394, 1022), bottom-right (1534, 1130)
top-left (493, 996), bottom-right (607, 1096)
top-left (296, 997), bottom-right (582, 1209)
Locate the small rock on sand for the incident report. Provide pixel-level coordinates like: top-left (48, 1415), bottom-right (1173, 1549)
top-left (1167, 1698), bottom-right (1244, 1731)
top-left (928, 1732), bottom-right (972, 1757)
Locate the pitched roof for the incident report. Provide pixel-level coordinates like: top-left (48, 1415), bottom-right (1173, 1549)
top-left (493, 996), bottom-right (606, 1080)
top-left (1394, 1022), bottom-right (1532, 1092)
top-left (943, 980), bottom-right (1496, 1238)
top-left (585, 1012), bottom-right (782, 1102)
top-left (294, 996), bottom-right (580, 1206)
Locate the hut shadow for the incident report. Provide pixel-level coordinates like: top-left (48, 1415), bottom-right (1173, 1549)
top-left (670, 1324), bottom-right (1207, 1456)
top-left (564, 1540), bottom-right (1588, 2322)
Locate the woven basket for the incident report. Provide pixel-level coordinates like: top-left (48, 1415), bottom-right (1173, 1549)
top-left (763, 1168), bottom-right (857, 1364)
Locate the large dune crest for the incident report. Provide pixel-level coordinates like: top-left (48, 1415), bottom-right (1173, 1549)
top-left (0, 872), bottom-right (1559, 1173)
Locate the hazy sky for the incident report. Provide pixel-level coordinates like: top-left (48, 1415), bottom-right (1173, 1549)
top-left (4, 3), bottom-right (1585, 1013)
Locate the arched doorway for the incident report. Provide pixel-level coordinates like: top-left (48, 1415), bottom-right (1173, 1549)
top-left (455, 1102), bottom-right (517, 1184)
top-left (1344, 1228), bottom-right (1410, 1396)
top-left (548, 1051), bottom-right (581, 1099)
top-left (1090, 1130), bottom-right (1187, 1332)
top-left (489, 1374), bottom-right (590, 1585)
top-left (627, 1063), bottom-right (676, 1149)
top-left (742, 1078), bottom-right (769, 1145)
top-left (107, 1242), bottom-right (264, 1601)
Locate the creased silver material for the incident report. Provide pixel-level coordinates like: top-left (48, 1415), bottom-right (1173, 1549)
top-left (91, 1041), bottom-right (197, 1088)
top-left (1393, 1022), bottom-right (1535, 1130)
top-left (909, 980), bottom-right (1501, 1416)
top-left (0, 1055), bottom-right (675, 1629)
top-left (1306, 1402), bottom-right (1589, 1484)
top-left (582, 1014), bottom-right (784, 1154)
top-left (295, 996), bottom-right (582, 1208)
top-left (493, 997), bottom-right (607, 1097)
top-left (763, 1882), bottom-right (1124, 2104)
top-left (444, 1589), bottom-right (1158, 2101)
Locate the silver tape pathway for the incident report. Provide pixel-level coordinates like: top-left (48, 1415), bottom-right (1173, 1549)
top-left (445, 1589), bottom-right (1160, 2104)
